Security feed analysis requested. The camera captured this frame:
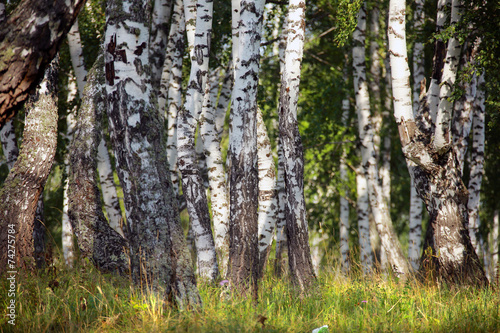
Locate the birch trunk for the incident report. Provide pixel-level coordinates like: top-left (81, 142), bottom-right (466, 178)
top-left (165, 0), bottom-right (185, 195)
top-left (491, 210), bottom-right (499, 283)
top-left (215, 65), bottom-right (233, 140)
top-left (177, 0), bottom-right (218, 281)
top-left (0, 120), bottom-right (18, 170)
top-left (0, 59), bottom-right (58, 272)
top-left (357, 167), bottom-right (372, 274)
top-left (105, 0), bottom-right (201, 307)
top-left (427, 0), bottom-right (449, 123)
top-left (256, 107), bottom-right (278, 278)
top-left (388, 0), bottom-right (487, 286)
top-left (199, 68), bottom-right (230, 276)
top-left (228, 0), bottom-right (265, 297)
top-left (68, 19), bottom-right (124, 235)
top-left (409, 0), bottom-right (425, 271)
top-left (467, 71), bottom-right (485, 254)
top-left (354, 3), bottom-right (409, 278)
top-left (340, 64), bottom-right (350, 274)
top-left (434, 0), bottom-right (462, 153)
top-left (279, 0), bottom-right (316, 290)
top-left (274, 19), bottom-right (288, 277)
top-left (67, 54), bottom-right (128, 274)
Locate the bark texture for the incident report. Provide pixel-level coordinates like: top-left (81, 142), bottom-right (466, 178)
top-left (279, 0), bottom-right (316, 290)
top-left (177, 0), bottom-right (218, 280)
top-left (105, 0), bottom-right (201, 307)
top-left (388, 0), bottom-right (487, 284)
top-left (354, 3), bottom-right (409, 278)
top-left (0, 59), bottom-right (58, 273)
top-left (228, 0), bottom-right (265, 297)
top-left (67, 54), bottom-right (129, 274)
top-left (0, 0), bottom-right (85, 127)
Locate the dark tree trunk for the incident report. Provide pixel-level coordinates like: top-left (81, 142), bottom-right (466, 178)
top-left (67, 54), bottom-right (129, 274)
top-left (0, 0), bottom-right (85, 127)
top-left (0, 59), bottom-right (58, 273)
top-left (400, 88), bottom-right (488, 287)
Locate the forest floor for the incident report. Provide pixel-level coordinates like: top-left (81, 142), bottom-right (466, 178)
top-left (1, 256), bottom-right (499, 332)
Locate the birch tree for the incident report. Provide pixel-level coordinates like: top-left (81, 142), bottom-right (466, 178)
top-left (177, 0), bottom-right (218, 281)
top-left (388, 0), bottom-right (488, 286)
top-left (340, 62), bottom-right (350, 274)
top-left (104, 0), bottom-right (201, 307)
top-left (353, 3), bottom-right (409, 278)
top-left (409, 0), bottom-right (425, 271)
top-left (0, 59), bottom-right (58, 272)
top-left (279, 0), bottom-right (316, 290)
top-left (228, 0), bottom-right (265, 297)
top-left (67, 54), bottom-right (128, 274)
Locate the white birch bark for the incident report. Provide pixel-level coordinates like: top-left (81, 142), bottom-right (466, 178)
top-left (409, 0), bottom-right (425, 271)
top-left (199, 67), bottom-right (230, 276)
top-left (428, 0), bottom-right (449, 122)
top-left (184, 0), bottom-right (197, 57)
top-left (177, 0), bottom-right (218, 280)
top-left (215, 65), bottom-right (233, 140)
top-left (274, 18), bottom-right (288, 277)
top-left (389, 0), bottom-right (487, 286)
top-left (149, 0), bottom-right (172, 92)
top-left (104, 0), bottom-right (200, 306)
top-left (357, 167), bottom-right (372, 274)
top-left (354, 3), bottom-right (409, 278)
top-left (256, 107), bottom-right (278, 277)
top-left (68, 23), bottom-right (124, 235)
top-left (228, 0), bottom-right (265, 296)
top-left (340, 64), bottom-right (350, 274)
top-left (62, 77), bottom-right (78, 266)
top-left (279, 0), bottom-right (316, 289)
top-left (491, 210), bottom-right (499, 282)
top-left (467, 71), bottom-right (485, 254)
top-left (164, 0), bottom-right (185, 195)
top-left (434, 0), bottom-right (463, 153)
top-left (67, 19), bottom-right (87, 97)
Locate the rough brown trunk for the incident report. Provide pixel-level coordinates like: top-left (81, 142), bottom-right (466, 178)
top-left (0, 59), bottom-right (58, 273)
top-left (67, 54), bottom-right (129, 274)
top-left (0, 0), bottom-right (85, 126)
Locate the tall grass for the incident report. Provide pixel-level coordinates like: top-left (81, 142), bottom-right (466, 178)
top-left (1, 256), bottom-right (499, 332)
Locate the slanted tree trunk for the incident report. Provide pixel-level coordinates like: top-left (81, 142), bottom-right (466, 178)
top-left (105, 0), bottom-right (201, 307)
top-left (279, 0), bottom-right (316, 290)
top-left (228, 0), bottom-right (265, 297)
top-left (177, 0), bottom-right (218, 281)
top-left (67, 54), bottom-right (128, 274)
top-left (353, 2), bottom-right (409, 278)
top-left (388, 0), bottom-right (487, 286)
top-left (67, 19), bottom-right (124, 236)
top-left (409, 0), bottom-right (425, 271)
top-left (0, 59), bottom-right (58, 272)
top-left (0, 0), bottom-right (85, 126)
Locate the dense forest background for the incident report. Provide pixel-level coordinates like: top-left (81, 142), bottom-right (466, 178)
top-left (1, 0), bottom-right (499, 275)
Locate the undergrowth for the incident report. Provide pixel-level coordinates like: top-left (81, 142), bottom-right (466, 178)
top-left (1, 257), bottom-right (499, 332)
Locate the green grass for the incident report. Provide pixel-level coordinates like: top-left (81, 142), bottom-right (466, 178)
top-left (1, 258), bottom-right (499, 333)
